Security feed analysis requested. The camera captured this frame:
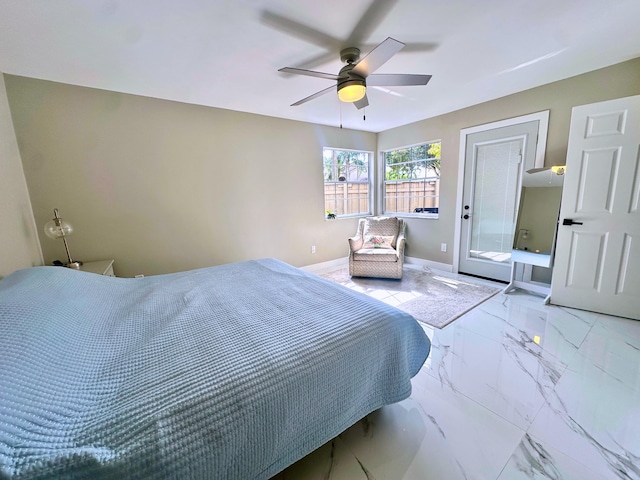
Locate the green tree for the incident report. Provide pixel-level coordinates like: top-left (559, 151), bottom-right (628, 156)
top-left (385, 147), bottom-right (411, 180)
top-left (385, 143), bottom-right (441, 180)
top-left (324, 149), bottom-right (367, 182)
top-left (427, 143), bottom-right (441, 176)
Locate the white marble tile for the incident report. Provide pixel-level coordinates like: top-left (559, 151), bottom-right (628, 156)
top-left (589, 313), bottom-right (640, 343)
top-left (272, 437), bottom-right (377, 480)
top-left (497, 433), bottom-right (606, 480)
top-left (421, 320), bottom-right (565, 429)
top-left (576, 315), bottom-right (640, 388)
top-left (339, 370), bottom-right (525, 480)
top-left (454, 292), bottom-right (596, 367)
top-left (526, 326), bottom-right (640, 479)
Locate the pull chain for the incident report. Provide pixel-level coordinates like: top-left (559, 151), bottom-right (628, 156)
top-left (339, 102), bottom-right (343, 129)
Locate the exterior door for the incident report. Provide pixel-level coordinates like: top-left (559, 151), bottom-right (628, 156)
top-left (550, 95), bottom-right (640, 320)
top-left (459, 121), bottom-right (539, 281)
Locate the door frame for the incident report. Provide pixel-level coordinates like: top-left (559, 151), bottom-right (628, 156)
top-left (453, 111), bottom-right (550, 275)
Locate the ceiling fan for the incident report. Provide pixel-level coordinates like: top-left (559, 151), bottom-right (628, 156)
top-left (279, 37), bottom-right (432, 109)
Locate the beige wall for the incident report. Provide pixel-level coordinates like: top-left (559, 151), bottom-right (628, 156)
top-left (378, 57), bottom-right (640, 265)
top-left (5, 58), bottom-right (640, 277)
top-left (5, 75), bottom-right (375, 277)
top-left (0, 74), bottom-right (42, 278)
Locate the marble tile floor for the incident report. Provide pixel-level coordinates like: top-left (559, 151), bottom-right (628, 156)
top-left (272, 272), bottom-right (640, 480)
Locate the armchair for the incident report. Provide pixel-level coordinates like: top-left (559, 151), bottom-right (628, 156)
top-left (348, 216), bottom-right (406, 279)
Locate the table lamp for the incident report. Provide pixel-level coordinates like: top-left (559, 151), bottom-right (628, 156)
top-left (44, 208), bottom-right (82, 269)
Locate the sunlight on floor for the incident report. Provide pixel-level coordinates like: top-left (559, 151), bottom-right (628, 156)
top-left (469, 250), bottom-right (511, 263)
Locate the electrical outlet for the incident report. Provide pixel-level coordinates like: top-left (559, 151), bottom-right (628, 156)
top-left (441, 243), bottom-right (447, 252)
top-left (311, 245), bottom-right (316, 254)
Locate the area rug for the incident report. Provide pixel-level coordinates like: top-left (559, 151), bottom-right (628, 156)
top-left (320, 267), bottom-right (501, 329)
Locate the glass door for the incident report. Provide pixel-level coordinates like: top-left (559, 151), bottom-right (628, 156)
top-left (459, 121), bottom-right (538, 281)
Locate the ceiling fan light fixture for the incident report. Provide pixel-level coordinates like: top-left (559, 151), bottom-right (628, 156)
top-left (337, 81), bottom-right (366, 103)
top-left (281, 38), bottom-right (430, 109)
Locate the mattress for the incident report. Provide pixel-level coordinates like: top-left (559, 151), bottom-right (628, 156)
top-left (0, 258), bottom-right (430, 479)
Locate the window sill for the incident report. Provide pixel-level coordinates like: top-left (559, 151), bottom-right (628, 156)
top-left (384, 213), bottom-right (439, 220)
top-left (326, 213), bottom-right (373, 221)
top-left (326, 213), bottom-right (438, 221)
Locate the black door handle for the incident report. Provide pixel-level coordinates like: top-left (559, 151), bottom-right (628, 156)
top-left (463, 214), bottom-right (470, 220)
top-left (562, 218), bottom-right (583, 226)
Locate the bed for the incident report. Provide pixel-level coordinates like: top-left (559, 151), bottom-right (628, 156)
top-left (0, 258), bottom-right (430, 479)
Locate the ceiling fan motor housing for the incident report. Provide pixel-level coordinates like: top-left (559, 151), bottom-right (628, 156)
top-left (337, 63), bottom-right (366, 90)
top-left (340, 47), bottom-right (361, 64)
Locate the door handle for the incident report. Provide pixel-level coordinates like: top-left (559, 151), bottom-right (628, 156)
top-left (463, 214), bottom-right (470, 220)
top-left (562, 218), bottom-right (583, 226)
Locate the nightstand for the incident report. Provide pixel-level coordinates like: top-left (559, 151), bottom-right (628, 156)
top-left (77, 259), bottom-right (115, 277)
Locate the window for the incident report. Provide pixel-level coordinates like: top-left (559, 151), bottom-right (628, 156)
top-left (382, 141), bottom-right (441, 217)
top-left (323, 148), bottom-right (372, 219)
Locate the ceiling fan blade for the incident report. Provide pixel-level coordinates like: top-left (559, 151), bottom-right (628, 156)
top-left (526, 167), bottom-right (551, 174)
top-left (288, 51), bottom-right (340, 72)
top-left (367, 74), bottom-right (432, 86)
top-left (279, 67), bottom-right (342, 81)
top-left (352, 37), bottom-right (405, 78)
top-left (401, 42), bottom-right (439, 54)
top-left (291, 85), bottom-right (335, 106)
top-left (346, 0), bottom-right (399, 45)
top-left (260, 10), bottom-right (341, 50)
top-left (353, 41), bottom-right (438, 58)
top-left (354, 94), bottom-right (369, 110)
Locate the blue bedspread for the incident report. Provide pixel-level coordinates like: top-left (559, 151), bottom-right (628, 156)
top-left (0, 258), bottom-right (430, 479)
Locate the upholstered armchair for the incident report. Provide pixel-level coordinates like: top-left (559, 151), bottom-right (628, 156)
top-left (348, 216), bottom-right (406, 279)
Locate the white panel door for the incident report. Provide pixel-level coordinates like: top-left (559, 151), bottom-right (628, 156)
top-left (551, 95), bottom-right (640, 320)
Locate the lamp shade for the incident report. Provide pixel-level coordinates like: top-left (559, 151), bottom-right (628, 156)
top-left (43, 208), bottom-right (82, 268)
top-left (44, 217), bottom-right (74, 239)
top-left (337, 82), bottom-right (366, 103)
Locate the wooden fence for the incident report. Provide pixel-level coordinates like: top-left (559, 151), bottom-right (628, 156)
top-left (324, 180), bottom-right (439, 216)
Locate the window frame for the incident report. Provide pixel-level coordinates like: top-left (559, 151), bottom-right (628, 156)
top-left (379, 140), bottom-right (441, 219)
top-left (322, 147), bottom-right (373, 220)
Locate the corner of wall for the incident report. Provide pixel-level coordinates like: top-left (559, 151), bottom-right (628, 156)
top-left (0, 72), bottom-right (44, 277)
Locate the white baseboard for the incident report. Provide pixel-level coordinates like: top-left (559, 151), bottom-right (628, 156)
top-left (405, 256), bottom-right (453, 273)
top-left (300, 257), bottom-right (348, 274)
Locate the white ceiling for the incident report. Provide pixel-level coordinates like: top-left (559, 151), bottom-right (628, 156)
top-left (1, 0), bottom-right (639, 133)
